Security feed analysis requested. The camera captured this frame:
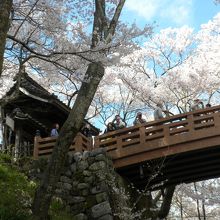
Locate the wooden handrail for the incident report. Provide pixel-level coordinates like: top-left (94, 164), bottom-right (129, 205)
top-left (34, 105), bottom-right (220, 164)
top-left (94, 105), bottom-right (220, 167)
top-left (33, 133), bottom-right (92, 159)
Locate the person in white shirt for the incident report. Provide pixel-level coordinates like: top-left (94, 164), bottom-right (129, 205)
top-left (190, 99), bottom-right (204, 111)
top-left (112, 115), bottom-right (126, 130)
top-left (154, 104), bottom-right (164, 120)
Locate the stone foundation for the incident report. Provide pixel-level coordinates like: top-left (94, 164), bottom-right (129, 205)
top-left (29, 148), bottom-right (149, 219)
top-left (55, 149), bottom-right (117, 220)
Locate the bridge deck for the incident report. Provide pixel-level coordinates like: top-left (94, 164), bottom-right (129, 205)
top-left (34, 105), bottom-right (220, 189)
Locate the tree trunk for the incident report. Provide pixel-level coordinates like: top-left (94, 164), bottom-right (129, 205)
top-left (202, 199), bottom-right (206, 220)
top-left (157, 185), bottom-right (175, 219)
top-left (0, 0), bottom-right (12, 77)
top-left (32, 62), bottom-right (105, 219)
top-left (194, 182), bottom-right (202, 220)
top-left (31, 1), bottom-right (126, 218)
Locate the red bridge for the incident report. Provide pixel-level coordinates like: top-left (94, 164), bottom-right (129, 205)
top-left (34, 105), bottom-right (220, 189)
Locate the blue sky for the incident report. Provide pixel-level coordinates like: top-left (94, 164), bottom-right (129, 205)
top-left (121, 0), bottom-right (220, 31)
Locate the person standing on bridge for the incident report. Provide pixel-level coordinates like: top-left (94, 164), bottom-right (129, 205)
top-left (112, 115), bottom-right (126, 130)
top-left (154, 104), bottom-right (165, 120)
top-left (133, 112), bottom-right (146, 125)
top-left (50, 123), bottom-right (59, 137)
top-left (81, 123), bottom-right (93, 137)
top-left (190, 99), bottom-right (204, 111)
top-left (104, 122), bottom-right (116, 133)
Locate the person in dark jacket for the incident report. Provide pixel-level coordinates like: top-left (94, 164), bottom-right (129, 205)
top-left (104, 122), bottom-right (116, 133)
top-left (133, 112), bottom-right (146, 125)
top-left (81, 123), bottom-right (92, 137)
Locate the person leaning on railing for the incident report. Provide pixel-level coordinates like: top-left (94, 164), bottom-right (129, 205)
top-left (50, 123), bottom-right (59, 137)
top-left (81, 123), bottom-right (93, 137)
top-left (104, 122), bottom-right (116, 133)
top-left (133, 112), bottom-right (146, 125)
top-left (154, 103), bottom-right (173, 120)
top-left (190, 99), bottom-right (204, 111)
top-left (112, 115), bottom-right (126, 130)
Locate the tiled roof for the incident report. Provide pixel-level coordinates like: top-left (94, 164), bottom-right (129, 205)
top-left (12, 108), bottom-right (47, 130)
top-left (20, 74), bottom-right (52, 100)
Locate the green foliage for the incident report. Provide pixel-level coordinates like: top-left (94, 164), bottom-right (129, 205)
top-left (0, 153), bottom-right (36, 220)
top-left (49, 198), bottom-right (73, 220)
top-left (0, 153), bottom-right (73, 219)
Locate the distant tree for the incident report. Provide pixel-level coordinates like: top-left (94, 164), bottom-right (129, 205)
top-left (0, 0), bottom-right (12, 76)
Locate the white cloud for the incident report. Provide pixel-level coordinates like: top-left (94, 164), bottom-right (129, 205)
top-left (125, 0), bottom-right (194, 26)
top-left (125, 0), bottom-right (160, 20)
top-left (161, 0), bottom-right (194, 25)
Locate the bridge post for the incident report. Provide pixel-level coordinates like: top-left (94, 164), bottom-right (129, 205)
top-left (116, 134), bottom-right (123, 156)
top-left (33, 136), bottom-right (40, 159)
top-left (74, 134), bottom-right (82, 152)
top-left (139, 126), bottom-right (146, 145)
top-left (187, 114), bottom-right (195, 133)
top-left (214, 113), bottom-right (220, 128)
top-left (163, 125), bottom-right (170, 145)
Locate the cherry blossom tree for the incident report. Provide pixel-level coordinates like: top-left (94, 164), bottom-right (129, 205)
top-left (116, 14), bottom-right (220, 115)
top-left (169, 179), bottom-right (220, 219)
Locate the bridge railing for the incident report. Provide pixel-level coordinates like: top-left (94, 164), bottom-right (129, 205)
top-left (94, 105), bottom-right (220, 163)
top-left (33, 132), bottom-right (92, 159)
top-left (33, 105), bottom-right (220, 162)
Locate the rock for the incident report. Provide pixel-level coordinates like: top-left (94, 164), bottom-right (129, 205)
top-left (72, 203), bottom-right (86, 215)
top-left (90, 182), bottom-right (107, 194)
top-left (77, 160), bottom-right (89, 171)
top-left (84, 176), bottom-right (94, 184)
top-left (82, 151), bottom-right (90, 160)
top-left (87, 157), bottom-right (95, 165)
top-left (55, 189), bottom-right (62, 195)
top-left (72, 181), bottom-right (79, 187)
top-left (73, 213), bottom-right (88, 220)
top-left (63, 182), bottom-right (72, 191)
top-left (56, 181), bottom-right (63, 188)
top-left (91, 201), bottom-right (112, 218)
top-left (67, 154), bottom-right (74, 164)
top-left (83, 170), bottom-right (92, 177)
top-left (90, 148), bottom-right (106, 157)
top-left (95, 154), bottom-right (107, 161)
top-left (65, 170), bottom-right (72, 177)
top-left (89, 161), bottom-right (106, 171)
top-left (74, 152), bottom-right (83, 162)
top-left (95, 170), bottom-right (107, 181)
top-left (77, 183), bottom-right (90, 190)
top-left (70, 196), bottom-right (86, 204)
top-left (60, 176), bottom-right (72, 184)
top-left (81, 189), bottom-right (89, 196)
top-left (71, 188), bottom-right (79, 196)
top-left (86, 195), bottom-right (97, 208)
top-left (96, 192), bottom-right (108, 203)
top-left (98, 214), bottom-right (113, 220)
top-left (71, 163), bottom-right (77, 173)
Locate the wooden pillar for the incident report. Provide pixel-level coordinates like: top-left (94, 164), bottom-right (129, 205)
top-left (214, 112), bottom-right (220, 128)
top-left (139, 126), bottom-right (146, 145)
top-left (74, 134), bottom-right (82, 152)
top-left (163, 125), bottom-right (170, 146)
top-left (0, 106), bottom-right (7, 151)
top-left (33, 135), bottom-right (41, 159)
top-left (14, 127), bottom-right (21, 158)
top-left (187, 114), bottom-right (195, 133)
top-left (94, 136), bottom-right (100, 149)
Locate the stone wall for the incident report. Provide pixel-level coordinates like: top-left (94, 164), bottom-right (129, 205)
top-left (22, 148), bottom-right (151, 219)
top-left (55, 148), bottom-right (125, 220)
